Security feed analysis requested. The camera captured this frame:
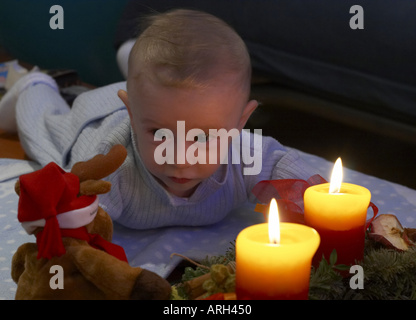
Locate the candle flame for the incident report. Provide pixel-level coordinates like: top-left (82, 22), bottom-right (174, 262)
top-left (329, 157), bottom-right (343, 193)
top-left (268, 198), bottom-right (280, 244)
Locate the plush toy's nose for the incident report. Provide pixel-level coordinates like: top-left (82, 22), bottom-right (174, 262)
top-left (130, 269), bottom-right (171, 300)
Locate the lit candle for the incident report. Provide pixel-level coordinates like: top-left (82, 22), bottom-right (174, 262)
top-left (235, 199), bottom-right (320, 300)
top-left (304, 158), bottom-right (371, 266)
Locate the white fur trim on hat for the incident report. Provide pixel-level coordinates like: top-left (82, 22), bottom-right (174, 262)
top-left (21, 196), bottom-right (99, 235)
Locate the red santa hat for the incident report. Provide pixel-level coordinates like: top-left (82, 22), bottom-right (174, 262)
top-left (17, 162), bottom-right (98, 259)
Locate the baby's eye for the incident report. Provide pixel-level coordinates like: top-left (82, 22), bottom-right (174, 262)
top-left (153, 129), bottom-right (173, 141)
top-left (193, 133), bottom-right (216, 143)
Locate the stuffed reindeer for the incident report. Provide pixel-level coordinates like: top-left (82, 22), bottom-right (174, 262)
top-left (11, 145), bottom-right (171, 300)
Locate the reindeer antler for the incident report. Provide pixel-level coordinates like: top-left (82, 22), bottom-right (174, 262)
top-left (14, 145), bottom-right (127, 197)
top-left (71, 145), bottom-right (128, 182)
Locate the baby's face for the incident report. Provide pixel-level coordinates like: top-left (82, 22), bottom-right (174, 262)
top-left (122, 77), bottom-right (255, 198)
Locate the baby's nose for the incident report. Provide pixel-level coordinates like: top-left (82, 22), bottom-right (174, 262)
top-left (155, 143), bottom-right (193, 168)
top-left (173, 140), bottom-right (199, 167)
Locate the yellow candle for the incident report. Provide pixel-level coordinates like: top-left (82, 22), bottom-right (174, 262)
top-left (304, 182), bottom-right (371, 230)
top-left (304, 158), bottom-right (371, 266)
top-left (236, 199), bottom-right (320, 300)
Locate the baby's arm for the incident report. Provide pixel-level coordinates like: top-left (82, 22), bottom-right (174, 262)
top-left (242, 132), bottom-right (316, 201)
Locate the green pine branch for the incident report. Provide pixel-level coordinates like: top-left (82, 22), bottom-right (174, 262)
top-left (175, 239), bottom-right (416, 300)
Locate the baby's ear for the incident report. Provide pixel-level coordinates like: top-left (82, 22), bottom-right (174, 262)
top-left (118, 89), bottom-right (133, 120)
top-left (117, 89), bottom-right (129, 107)
top-left (238, 99), bottom-right (258, 131)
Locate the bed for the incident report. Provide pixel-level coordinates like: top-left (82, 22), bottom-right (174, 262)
top-left (1, 148), bottom-right (415, 300)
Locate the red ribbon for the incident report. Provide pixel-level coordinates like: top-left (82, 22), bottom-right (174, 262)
top-left (36, 227), bottom-right (128, 262)
top-left (366, 202), bottom-right (379, 230)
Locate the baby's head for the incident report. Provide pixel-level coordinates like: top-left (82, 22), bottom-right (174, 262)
top-left (128, 8), bottom-right (251, 96)
top-left (118, 9), bottom-right (258, 197)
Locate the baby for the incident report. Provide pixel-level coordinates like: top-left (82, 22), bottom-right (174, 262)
top-left (118, 9), bottom-right (259, 198)
top-left (0, 9), bottom-right (314, 229)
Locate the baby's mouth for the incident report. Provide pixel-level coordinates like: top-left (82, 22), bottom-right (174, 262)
top-left (168, 177), bottom-right (192, 184)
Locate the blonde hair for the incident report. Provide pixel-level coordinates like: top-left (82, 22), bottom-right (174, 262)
top-left (128, 9), bottom-right (251, 94)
